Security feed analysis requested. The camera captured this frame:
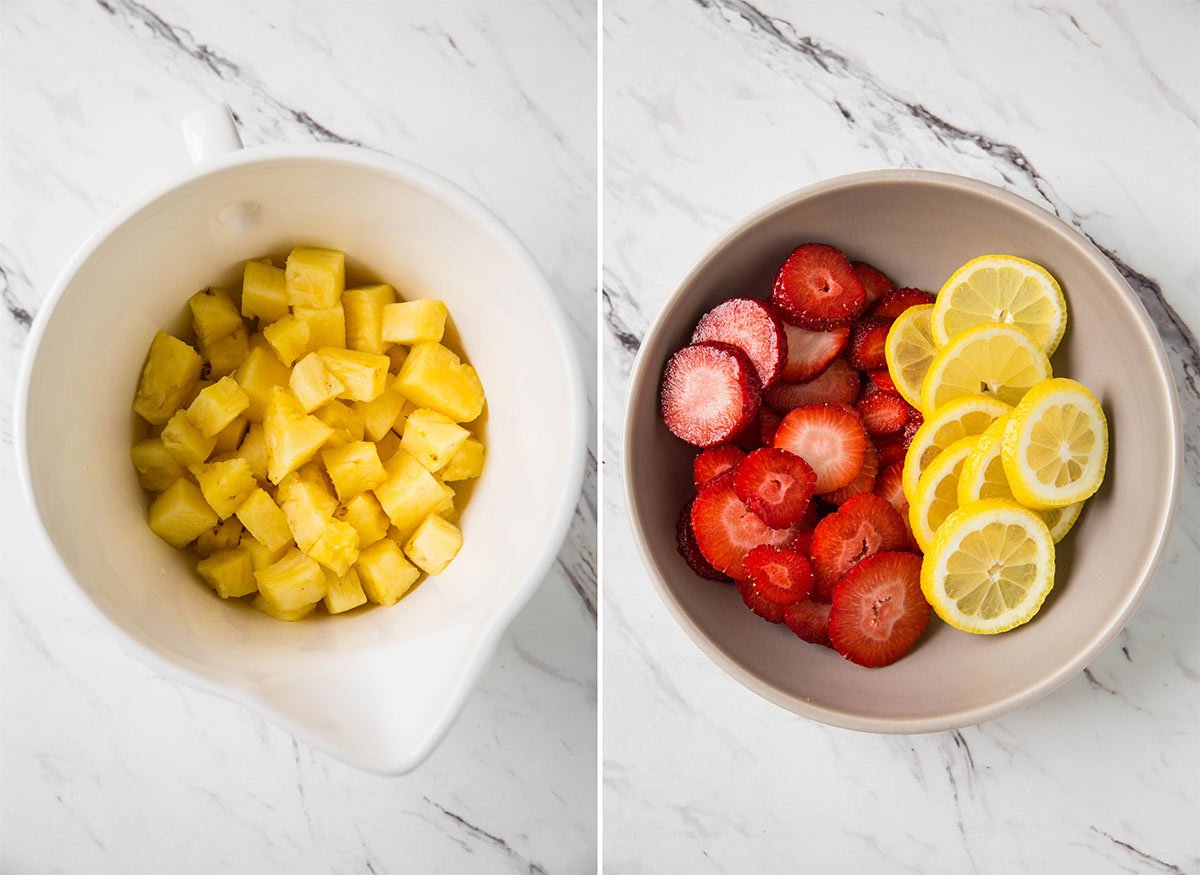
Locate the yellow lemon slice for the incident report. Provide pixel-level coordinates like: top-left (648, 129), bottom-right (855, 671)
top-left (902, 394), bottom-right (1011, 501)
top-left (884, 303), bottom-right (937, 409)
top-left (1001, 377), bottom-right (1108, 509)
top-left (909, 435), bottom-right (977, 553)
top-left (921, 498), bottom-right (1055, 634)
top-left (920, 322), bottom-right (1051, 415)
top-left (933, 254), bottom-right (1067, 354)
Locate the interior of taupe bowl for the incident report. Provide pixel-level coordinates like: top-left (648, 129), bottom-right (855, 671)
top-left (629, 177), bottom-right (1177, 729)
top-left (25, 155), bottom-right (577, 763)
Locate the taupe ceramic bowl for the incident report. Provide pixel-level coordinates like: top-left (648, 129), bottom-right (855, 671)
top-left (624, 170), bottom-right (1182, 732)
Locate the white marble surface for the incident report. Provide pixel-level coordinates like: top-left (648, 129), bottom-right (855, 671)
top-left (603, 2), bottom-right (1198, 873)
top-left (0, 1), bottom-right (595, 873)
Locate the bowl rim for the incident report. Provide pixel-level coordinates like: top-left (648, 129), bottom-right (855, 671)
top-left (623, 168), bottom-right (1183, 734)
top-left (14, 142), bottom-right (588, 773)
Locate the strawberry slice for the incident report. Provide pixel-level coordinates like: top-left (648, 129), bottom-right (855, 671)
top-left (809, 492), bottom-right (910, 600)
top-left (846, 316), bottom-right (892, 372)
top-left (779, 321), bottom-right (850, 383)
top-left (743, 545), bottom-right (813, 604)
top-left (736, 577), bottom-right (785, 623)
top-left (772, 402), bottom-right (868, 494)
top-left (866, 369), bottom-right (900, 396)
top-left (823, 439), bottom-right (878, 505)
top-left (901, 409), bottom-right (924, 448)
top-left (676, 501), bottom-right (729, 581)
top-left (869, 288), bottom-right (936, 320)
top-left (758, 407), bottom-right (782, 446)
top-left (693, 445), bottom-right (746, 490)
top-left (790, 527), bottom-right (815, 556)
top-left (692, 298), bottom-right (787, 389)
top-left (874, 460), bottom-right (906, 511)
top-left (660, 341), bottom-right (761, 447)
top-left (771, 243), bottom-right (866, 329)
top-left (851, 261), bottom-right (895, 307)
top-left (828, 551), bottom-right (929, 667)
top-left (763, 357), bottom-right (861, 411)
top-left (690, 473), bottom-right (803, 580)
top-left (876, 438), bottom-right (907, 469)
top-left (856, 391), bottom-right (910, 435)
top-left (783, 599), bottom-right (833, 647)
top-left (732, 447), bottom-right (816, 529)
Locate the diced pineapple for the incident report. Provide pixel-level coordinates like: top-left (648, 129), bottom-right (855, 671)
top-left (317, 348), bottom-right (390, 402)
top-left (289, 352), bottom-right (345, 413)
top-left (161, 410), bottom-right (217, 466)
top-left (334, 492), bottom-right (390, 548)
top-left (308, 518), bottom-right (360, 576)
top-left (196, 547), bottom-right (258, 598)
top-left (374, 430), bottom-right (402, 464)
top-left (236, 422), bottom-right (268, 481)
top-left (240, 533), bottom-right (289, 571)
top-left (403, 514), bottom-right (463, 575)
top-left (442, 437), bottom-right (485, 481)
top-left (294, 304), bottom-right (346, 352)
top-left (296, 459), bottom-right (336, 491)
top-left (313, 401), bottom-right (366, 447)
top-left (343, 284), bottom-right (395, 354)
top-left (255, 548), bottom-right (327, 611)
top-left (392, 400), bottom-right (419, 436)
top-left (195, 517), bottom-right (244, 557)
top-left (252, 594), bottom-right (316, 621)
top-left (188, 287), bottom-right (242, 346)
top-left (235, 345), bottom-right (291, 420)
top-left (262, 314), bottom-right (310, 367)
top-left (235, 487), bottom-right (294, 552)
top-left (148, 479), bottom-right (218, 548)
top-left (201, 322), bottom-right (250, 379)
top-left (355, 539), bottom-right (420, 607)
top-left (241, 260), bottom-right (289, 322)
top-left (133, 332), bottom-right (204, 425)
top-left (433, 479), bottom-right (455, 516)
top-left (213, 415), bottom-right (249, 453)
top-left (263, 387), bottom-right (333, 484)
top-left (131, 438), bottom-right (185, 491)
top-left (386, 346), bottom-right (409, 376)
top-left (323, 567), bottom-right (368, 614)
top-left (355, 386), bottom-right (405, 442)
top-left (187, 376), bottom-right (250, 437)
top-left (182, 379), bottom-right (212, 409)
top-left (321, 441), bottom-right (387, 502)
top-left (401, 408), bottom-right (469, 473)
top-left (394, 343), bottom-right (485, 422)
top-left (285, 247), bottom-right (344, 309)
top-left (189, 457), bottom-right (257, 519)
top-left (276, 470), bottom-right (336, 551)
top-left (381, 299), bottom-right (448, 345)
top-left (372, 448), bottom-right (445, 536)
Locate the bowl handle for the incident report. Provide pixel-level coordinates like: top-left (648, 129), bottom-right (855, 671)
top-left (181, 103), bottom-right (244, 163)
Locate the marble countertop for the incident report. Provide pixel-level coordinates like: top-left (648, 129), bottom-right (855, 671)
top-left (0, 1), bottom-right (595, 873)
top-left (603, 2), bottom-right (1198, 873)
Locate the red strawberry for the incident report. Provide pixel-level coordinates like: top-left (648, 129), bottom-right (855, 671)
top-left (876, 439), bottom-right (907, 469)
top-left (856, 391), bottom-right (910, 435)
top-left (828, 551), bottom-right (929, 667)
top-left (779, 321), bottom-right (850, 383)
top-left (851, 261), bottom-right (895, 307)
top-left (902, 410), bottom-right (924, 448)
top-left (869, 288), bottom-right (936, 319)
top-left (693, 445), bottom-right (746, 490)
top-left (783, 599), bottom-right (833, 647)
top-left (736, 577), bottom-right (785, 623)
top-left (676, 501), bottom-right (729, 581)
top-left (771, 243), bottom-right (866, 329)
top-left (809, 492), bottom-right (910, 600)
top-left (731, 417), bottom-right (765, 451)
top-left (790, 527), bottom-right (815, 556)
top-left (743, 545), bottom-right (813, 604)
top-left (758, 406), bottom-right (782, 445)
top-left (846, 316), bottom-right (892, 372)
top-left (763, 357), bottom-right (861, 411)
top-left (866, 369), bottom-right (900, 396)
top-left (772, 403), bottom-right (868, 494)
top-left (660, 341), bottom-right (761, 447)
top-left (823, 440), bottom-right (879, 506)
top-left (733, 448), bottom-right (816, 529)
top-left (874, 461), bottom-right (906, 511)
top-left (690, 473), bottom-right (803, 580)
top-left (692, 298), bottom-right (787, 389)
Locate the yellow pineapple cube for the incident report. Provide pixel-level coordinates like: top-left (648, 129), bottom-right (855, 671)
top-left (240, 533), bottom-right (289, 571)
top-left (323, 568), bottom-right (368, 614)
top-left (394, 343), bottom-right (485, 422)
top-left (262, 314), bottom-right (310, 367)
top-left (381, 299), bottom-right (448, 345)
top-left (182, 378), bottom-right (212, 409)
top-left (188, 287), bottom-right (242, 346)
top-left (263, 388), bottom-right (333, 484)
top-left (321, 441), bottom-right (387, 501)
top-left (343, 284), bottom-right (395, 354)
top-left (276, 471), bottom-right (336, 550)
top-left (317, 348), bottom-right (390, 402)
top-left (403, 514), bottom-right (463, 575)
top-left (386, 346), bottom-right (408, 374)
top-left (285, 247), bottom-right (344, 308)
top-left (313, 400), bottom-right (366, 447)
top-left (235, 487), bottom-right (293, 552)
top-left (148, 479), bottom-right (217, 548)
top-left (161, 410), bottom-right (217, 466)
top-left (252, 594), bottom-right (316, 621)
top-left (295, 304), bottom-right (346, 352)
top-left (200, 322), bottom-right (250, 379)
top-left (334, 492), bottom-right (390, 548)
top-left (289, 352), bottom-right (345, 413)
top-left (372, 448), bottom-right (445, 535)
top-left (195, 517), bottom-right (244, 557)
top-left (375, 430), bottom-right (402, 464)
top-left (401, 408), bottom-right (469, 473)
top-left (433, 479), bottom-right (456, 516)
top-left (189, 457), bottom-right (257, 519)
top-left (241, 260), bottom-right (289, 322)
top-left (442, 437), bottom-right (485, 481)
top-left (133, 332), bottom-right (204, 425)
top-left (307, 518), bottom-right (360, 576)
top-left (213, 415), bottom-right (249, 453)
top-left (130, 438), bottom-right (185, 491)
top-left (197, 547), bottom-right (258, 599)
top-left (235, 422), bottom-right (268, 481)
top-left (355, 386), bottom-right (406, 442)
top-left (187, 376), bottom-right (250, 437)
top-left (235, 345), bottom-right (291, 420)
top-left (255, 548), bottom-right (327, 611)
top-left (355, 539), bottom-right (420, 607)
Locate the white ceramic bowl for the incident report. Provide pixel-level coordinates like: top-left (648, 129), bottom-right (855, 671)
top-left (15, 108), bottom-right (585, 773)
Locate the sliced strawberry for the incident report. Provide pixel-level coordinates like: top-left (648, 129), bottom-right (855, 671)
top-left (732, 447), bottom-right (816, 529)
top-left (731, 417), bottom-right (765, 452)
top-left (866, 369), bottom-right (900, 396)
top-left (660, 341), bottom-right (761, 447)
top-left (736, 577), bottom-right (785, 623)
top-left (763, 357), bottom-right (860, 411)
top-left (823, 440), bottom-right (879, 506)
top-left (809, 492), bottom-right (910, 600)
top-left (779, 321), bottom-right (850, 383)
top-left (784, 599), bottom-right (833, 647)
top-left (874, 461), bottom-right (906, 511)
top-left (743, 545), bottom-right (813, 605)
top-left (690, 473), bottom-right (802, 580)
top-left (693, 445), bottom-right (746, 490)
top-left (772, 403), bottom-right (868, 494)
top-left (771, 243), bottom-right (866, 329)
top-left (692, 298), bottom-right (787, 389)
top-left (901, 410), bottom-right (924, 448)
top-left (856, 391), bottom-right (910, 435)
top-left (876, 438), bottom-right (907, 469)
top-left (869, 288), bottom-right (936, 320)
top-left (851, 261), bottom-right (895, 307)
top-left (846, 316), bottom-right (892, 372)
top-left (758, 407), bottom-right (782, 446)
top-left (790, 527), bottom-right (815, 556)
top-left (829, 551), bottom-right (929, 667)
top-left (676, 501), bottom-right (729, 581)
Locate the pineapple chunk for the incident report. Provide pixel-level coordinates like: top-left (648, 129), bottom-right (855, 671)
top-left (263, 387), bottom-right (334, 484)
top-left (255, 548), bottom-right (327, 611)
top-left (240, 534), bottom-right (289, 571)
top-left (188, 287), bottom-right (242, 346)
top-left (235, 345), bottom-right (291, 420)
top-left (195, 517), bottom-right (244, 557)
top-left (314, 401), bottom-right (366, 447)
top-left (321, 441), bottom-right (387, 502)
top-left (295, 304), bottom-right (346, 352)
top-left (442, 437), bottom-right (485, 481)
top-left (130, 438), bottom-right (185, 491)
top-left (187, 376), bottom-right (250, 437)
top-left (213, 415), bottom-right (249, 453)
top-left (343, 284), bottom-right (395, 354)
top-left (161, 410), bottom-right (217, 466)
top-left (323, 568), bottom-right (368, 614)
top-left (433, 479), bottom-right (456, 517)
top-left (189, 457), bottom-right (257, 519)
top-left (394, 343), bottom-right (485, 422)
top-left (403, 514), bottom-right (463, 575)
top-left (133, 332), bottom-right (203, 425)
top-left (148, 479), bottom-right (217, 548)
top-left (381, 299), bottom-right (448, 345)
top-left (235, 422), bottom-right (268, 481)
top-left (252, 594), bottom-right (316, 621)
top-left (372, 448), bottom-right (445, 536)
top-left (201, 322), bottom-right (250, 379)
top-left (307, 518), bottom-right (360, 576)
top-left (182, 378), bottom-right (212, 409)
top-left (375, 430), bottom-right (402, 464)
top-left (235, 487), bottom-right (294, 552)
top-left (263, 314), bottom-right (310, 367)
top-left (285, 247), bottom-right (344, 308)
top-left (334, 492), bottom-right (391, 548)
top-left (355, 539), bottom-right (420, 607)
top-left (355, 386), bottom-right (405, 442)
top-left (386, 346), bottom-right (408, 374)
top-left (401, 408), bottom-right (469, 473)
top-left (290, 352), bottom-right (345, 413)
top-left (276, 471), bottom-right (336, 550)
top-left (197, 547), bottom-right (258, 598)
top-left (297, 459), bottom-right (335, 491)
top-left (317, 348), bottom-right (390, 402)
top-left (241, 260), bottom-right (289, 322)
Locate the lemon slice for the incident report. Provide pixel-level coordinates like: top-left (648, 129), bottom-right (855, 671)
top-left (921, 498), bottom-right (1055, 634)
top-left (958, 415), bottom-right (1084, 542)
top-left (902, 394), bottom-right (1011, 501)
top-left (1001, 377), bottom-right (1108, 509)
top-left (909, 436), bottom-right (977, 553)
top-left (920, 322), bottom-right (1051, 414)
top-left (933, 255), bottom-right (1067, 354)
top-left (884, 303), bottom-right (937, 409)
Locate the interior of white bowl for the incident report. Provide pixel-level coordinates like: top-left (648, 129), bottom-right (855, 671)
top-left (21, 148), bottom-right (583, 770)
top-left (626, 171), bottom-right (1179, 732)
